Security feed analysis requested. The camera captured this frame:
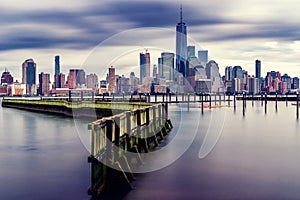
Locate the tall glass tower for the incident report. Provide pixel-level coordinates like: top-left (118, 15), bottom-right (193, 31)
top-left (140, 51), bottom-right (150, 84)
top-left (55, 55), bottom-right (60, 75)
top-left (176, 5), bottom-right (187, 78)
top-left (255, 59), bottom-right (261, 78)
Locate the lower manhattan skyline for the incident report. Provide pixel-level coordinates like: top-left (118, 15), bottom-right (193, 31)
top-left (1, 0), bottom-right (300, 81)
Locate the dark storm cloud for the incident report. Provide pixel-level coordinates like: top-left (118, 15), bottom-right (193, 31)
top-left (1, 0), bottom-right (300, 52)
top-left (196, 23), bottom-right (300, 42)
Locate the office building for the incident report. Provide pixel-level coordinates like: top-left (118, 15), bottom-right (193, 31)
top-left (198, 50), bottom-right (208, 66)
top-left (232, 66), bottom-right (243, 79)
top-left (38, 72), bottom-right (50, 96)
top-left (1, 69), bottom-right (14, 85)
top-left (55, 55), bottom-right (60, 75)
top-left (108, 66), bottom-right (116, 94)
top-left (292, 77), bottom-right (299, 89)
top-left (140, 51), bottom-right (150, 84)
top-left (187, 46), bottom-right (196, 58)
top-left (176, 6), bottom-right (188, 77)
top-left (158, 52), bottom-right (175, 81)
top-left (86, 73), bottom-right (98, 89)
top-left (255, 59), bottom-right (261, 78)
top-left (248, 76), bottom-right (259, 95)
top-left (22, 58), bottom-right (36, 95)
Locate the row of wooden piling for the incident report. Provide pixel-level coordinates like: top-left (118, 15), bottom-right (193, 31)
top-left (87, 103), bottom-right (173, 197)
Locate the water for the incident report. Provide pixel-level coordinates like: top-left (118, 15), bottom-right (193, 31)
top-left (123, 100), bottom-right (300, 200)
top-left (0, 99), bottom-right (90, 200)
top-left (1, 99), bottom-right (300, 199)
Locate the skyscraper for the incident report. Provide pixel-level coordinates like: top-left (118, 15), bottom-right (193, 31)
top-left (255, 59), bottom-right (261, 78)
top-left (38, 72), bottom-right (50, 96)
top-left (176, 5), bottom-right (188, 78)
top-left (1, 69), bottom-right (14, 85)
top-left (187, 46), bottom-right (195, 58)
top-left (152, 65), bottom-right (157, 78)
top-left (232, 66), bottom-right (243, 79)
top-left (198, 50), bottom-right (208, 66)
top-left (55, 55), bottom-right (60, 75)
top-left (292, 77), bottom-right (299, 89)
top-left (158, 52), bottom-right (175, 81)
top-left (108, 66), bottom-right (116, 94)
top-left (22, 58), bottom-right (36, 95)
top-left (54, 55), bottom-right (61, 89)
top-left (225, 66), bottom-right (232, 81)
top-left (248, 76), bottom-right (259, 95)
top-left (86, 73), bottom-right (98, 89)
top-left (140, 51), bottom-right (150, 84)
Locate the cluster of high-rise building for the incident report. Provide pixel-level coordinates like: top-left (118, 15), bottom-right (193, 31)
top-left (223, 59), bottom-right (300, 95)
top-left (0, 7), bottom-right (299, 96)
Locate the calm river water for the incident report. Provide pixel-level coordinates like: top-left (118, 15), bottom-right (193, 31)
top-left (1, 99), bottom-right (300, 199)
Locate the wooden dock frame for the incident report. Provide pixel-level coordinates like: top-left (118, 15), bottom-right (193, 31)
top-left (87, 103), bottom-right (172, 198)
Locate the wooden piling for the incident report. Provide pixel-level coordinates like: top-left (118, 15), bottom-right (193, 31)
top-left (187, 93), bottom-right (190, 112)
top-left (297, 93), bottom-right (299, 119)
top-left (201, 94), bottom-right (204, 115)
top-left (242, 93), bottom-right (245, 116)
top-left (233, 94), bottom-right (236, 111)
top-left (275, 93), bottom-right (278, 112)
top-left (265, 94), bottom-right (267, 114)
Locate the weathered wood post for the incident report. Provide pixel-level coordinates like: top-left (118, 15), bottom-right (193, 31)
top-left (296, 93), bottom-right (299, 119)
top-left (209, 94), bottom-right (212, 109)
top-left (106, 119), bottom-right (113, 167)
top-left (158, 104), bottom-right (162, 127)
top-left (114, 117), bottom-right (120, 162)
top-left (152, 106), bottom-right (159, 146)
top-left (201, 93), bottom-right (204, 115)
top-left (265, 93), bottom-right (268, 114)
top-left (187, 93), bottom-right (190, 112)
top-left (81, 91), bottom-right (84, 101)
top-left (126, 111), bottom-right (131, 151)
top-left (275, 92), bottom-right (278, 112)
top-left (148, 93), bottom-right (151, 103)
top-left (215, 94), bottom-right (217, 105)
top-left (243, 92), bottom-right (246, 116)
top-left (233, 93), bottom-right (236, 111)
top-left (92, 92), bottom-right (95, 103)
top-left (165, 103), bottom-right (168, 120)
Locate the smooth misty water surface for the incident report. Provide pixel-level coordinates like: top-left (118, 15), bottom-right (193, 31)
top-left (124, 100), bottom-right (300, 200)
top-left (1, 99), bottom-right (300, 200)
top-left (0, 99), bottom-right (90, 200)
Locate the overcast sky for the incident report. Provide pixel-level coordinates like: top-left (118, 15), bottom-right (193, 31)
top-left (1, 0), bottom-right (300, 81)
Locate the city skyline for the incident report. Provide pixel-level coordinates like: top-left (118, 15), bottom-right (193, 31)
top-left (1, 1), bottom-right (300, 81)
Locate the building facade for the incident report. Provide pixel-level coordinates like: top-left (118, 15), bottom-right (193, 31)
top-left (176, 6), bottom-right (188, 78)
top-left (22, 58), bottom-right (36, 95)
top-left (140, 51), bottom-right (150, 84)
top-left (38, 72), bottom-right (50, 96)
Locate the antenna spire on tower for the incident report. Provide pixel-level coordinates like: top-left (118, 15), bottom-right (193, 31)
top-left (180, 4), bottom-right (183, 23)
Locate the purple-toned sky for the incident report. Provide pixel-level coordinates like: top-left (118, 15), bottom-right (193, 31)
top-left (1, 0), bottom-right (300, 81)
